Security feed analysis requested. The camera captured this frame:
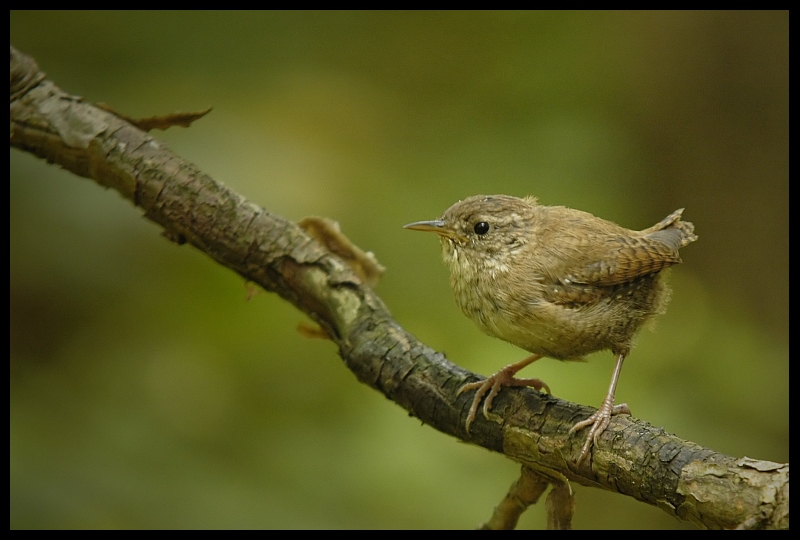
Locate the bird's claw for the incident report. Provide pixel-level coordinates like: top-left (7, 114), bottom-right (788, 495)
top-left (570, 400), bottom-right (631, 465)
top-left (457, 365), bottom-right (550, 434)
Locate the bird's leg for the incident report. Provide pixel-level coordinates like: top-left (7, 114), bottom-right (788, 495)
top-left (457, 354), bottom-right (549, 433)
top-left (569, 352), bottom-right (631, 465)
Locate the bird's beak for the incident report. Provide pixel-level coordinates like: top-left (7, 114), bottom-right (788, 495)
top-left (403, 220), bottom-right (461, 240)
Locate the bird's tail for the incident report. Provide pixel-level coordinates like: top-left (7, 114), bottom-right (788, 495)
top-left (643, 208), bottom-right (698, 248)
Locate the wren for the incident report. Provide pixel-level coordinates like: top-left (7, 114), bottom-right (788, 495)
top-left (404, 194), bottom-right (697, 464)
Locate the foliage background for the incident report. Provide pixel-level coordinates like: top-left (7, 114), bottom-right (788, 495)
top-left (10, 11), bottom-right (788, 529)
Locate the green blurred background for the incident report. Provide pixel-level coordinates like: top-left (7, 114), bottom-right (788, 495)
top-left (10, 11), bottom-right (787, 529)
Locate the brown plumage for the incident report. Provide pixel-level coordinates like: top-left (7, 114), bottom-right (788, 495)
top-left (405, 194), bottom-right (697, 464)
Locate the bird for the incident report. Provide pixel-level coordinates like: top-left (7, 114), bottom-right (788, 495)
top-left (404, 194), bottom-right (697, 464)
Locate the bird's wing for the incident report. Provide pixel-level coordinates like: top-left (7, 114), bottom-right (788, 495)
top-left (529, 207), bottom-right (696, 298)
top-left (572, 233), bottom-right (684, 286)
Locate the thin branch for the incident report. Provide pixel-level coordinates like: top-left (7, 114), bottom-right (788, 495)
top-left (10, 45), bottom-right (788, 530)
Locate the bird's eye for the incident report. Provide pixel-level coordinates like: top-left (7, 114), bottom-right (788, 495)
top-left (473, 222), bottom-right (490, 235)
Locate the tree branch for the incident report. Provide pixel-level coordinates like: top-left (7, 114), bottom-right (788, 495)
top-left (10, 45), bottom-right (788, 530)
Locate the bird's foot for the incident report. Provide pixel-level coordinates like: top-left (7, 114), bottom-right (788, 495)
top-left (569, 397), bottom-right (631, 465)
top-left (457, 355), bottom-right (549, 433)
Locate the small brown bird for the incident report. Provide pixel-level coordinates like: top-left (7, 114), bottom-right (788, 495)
top-left (404, 194), bottom-right (697, 464)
